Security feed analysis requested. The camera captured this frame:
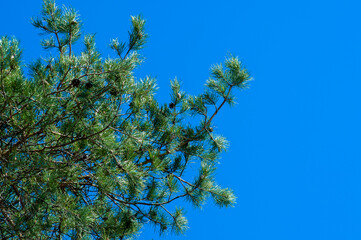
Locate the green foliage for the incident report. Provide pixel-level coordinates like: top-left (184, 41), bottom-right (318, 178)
top-left (0, 0), bottom-right (251, 239)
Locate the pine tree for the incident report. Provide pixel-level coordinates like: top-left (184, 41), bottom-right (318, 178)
top-left (0, 0), bottom-right (251, 239)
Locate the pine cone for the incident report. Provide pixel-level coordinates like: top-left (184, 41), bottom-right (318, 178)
top-left (85, 82), bottom-right (93, 89)
top-left (71, 78), bottom-right (81, 87)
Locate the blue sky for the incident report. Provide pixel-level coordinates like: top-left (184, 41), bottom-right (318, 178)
top-left (1, 0), bottom-right (361, 239)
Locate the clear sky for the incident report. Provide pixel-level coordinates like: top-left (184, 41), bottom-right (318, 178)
top-left (1, 0), bottom-right (361, 239)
